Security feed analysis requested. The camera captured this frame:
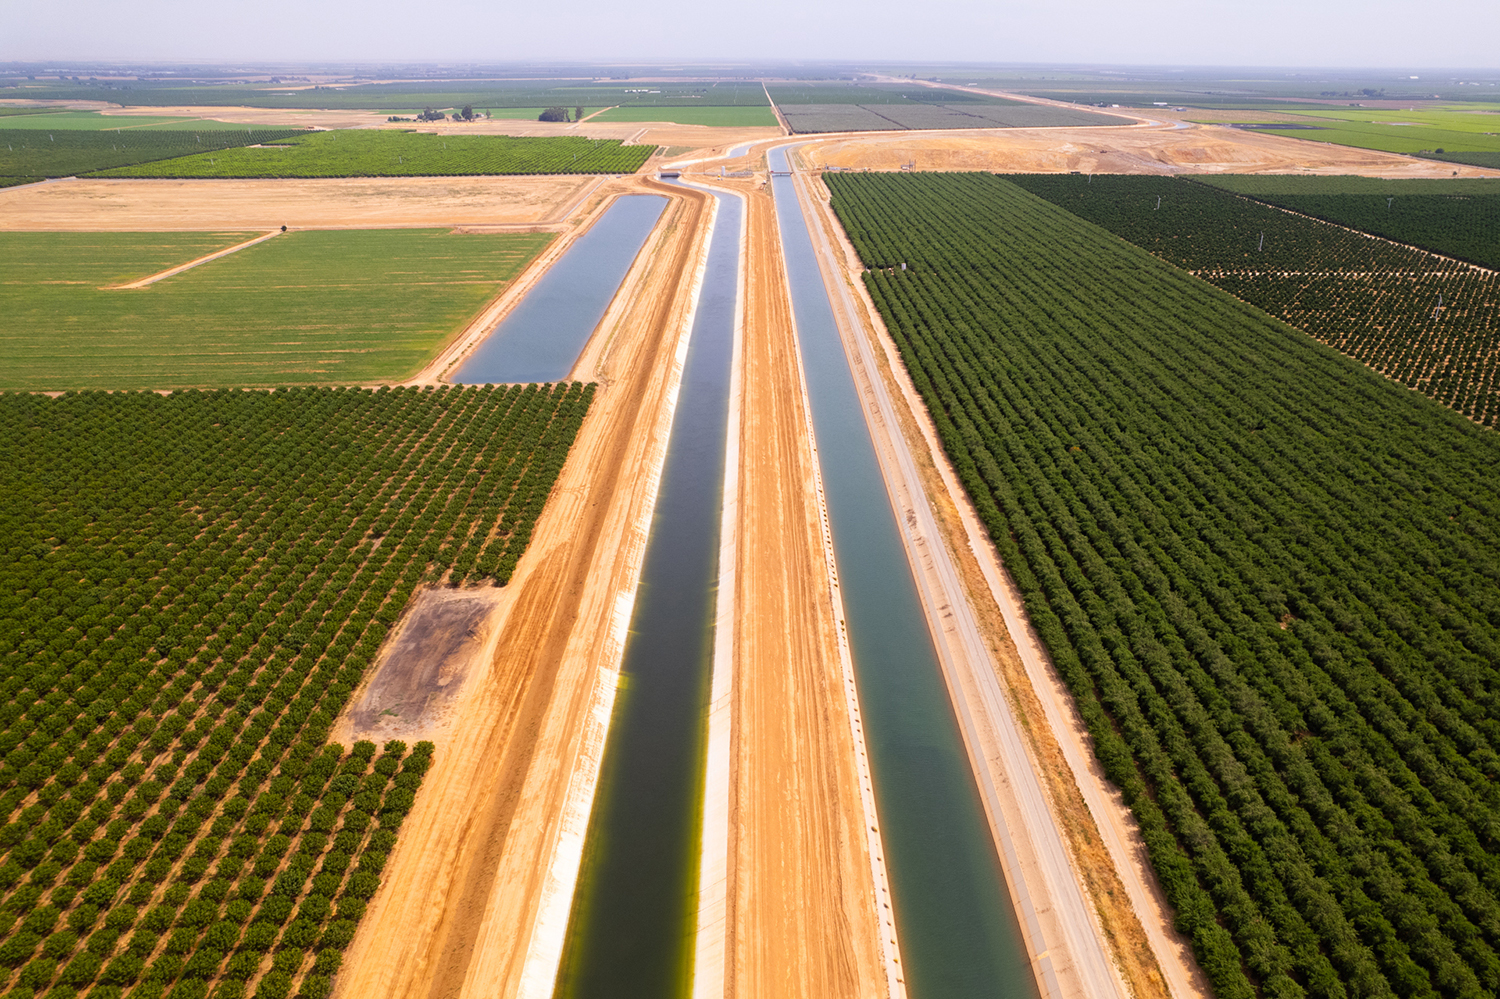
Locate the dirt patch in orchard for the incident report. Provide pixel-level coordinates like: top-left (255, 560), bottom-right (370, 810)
top-left (331, 587), bottom-right (509, 744)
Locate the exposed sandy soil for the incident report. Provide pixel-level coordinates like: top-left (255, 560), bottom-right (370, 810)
top-left (717, 177), bottom-right (893, 999)
top-left (330, 587), bottom-right (509, 746)
top-left (793, 123), bottom-right (1500, 177)
top-left (69, 103), bottom-right (782, 152)
top-left (0, 175), bottom-right (593, 231)
top-left (332, 177), bottom-right (713, 999)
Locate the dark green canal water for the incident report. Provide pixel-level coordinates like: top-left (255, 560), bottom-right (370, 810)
top-left (768, 146), bottom-right (1038, 999)
top-left (553, 189), bottom-right (742, 999)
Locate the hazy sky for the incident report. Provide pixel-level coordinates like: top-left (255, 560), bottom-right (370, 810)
top-left (4, 0), bottom-right (1497, 70)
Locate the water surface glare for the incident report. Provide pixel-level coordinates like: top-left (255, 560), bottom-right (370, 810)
top-left (454, 194), bottom-right (666, 384)
top-left (554, 189), bottom-right (741, 999)
top-left (767, 146), bottom-right (1038, 999)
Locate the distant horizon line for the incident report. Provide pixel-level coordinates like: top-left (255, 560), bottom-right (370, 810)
top-left (3, 59), bottom-right (1499, 75)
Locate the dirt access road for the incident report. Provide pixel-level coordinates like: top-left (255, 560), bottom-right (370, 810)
top-left (692, 176), bottom-right (896, 999)
top-left (332, 175), bottom-right (713, 999)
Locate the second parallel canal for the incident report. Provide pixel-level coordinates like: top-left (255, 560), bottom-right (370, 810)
top-left (768, 146), bottom-right (1037, 999)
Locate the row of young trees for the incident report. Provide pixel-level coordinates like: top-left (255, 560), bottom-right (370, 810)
top-left (1005, 175), bottom-right (1500, 428)
top-left (0, 383), bottom-right (591, 998)
top-left (828, 171), bottom-right (1500, 999)
top-left (1193, 181), bottom-right (1500, 271)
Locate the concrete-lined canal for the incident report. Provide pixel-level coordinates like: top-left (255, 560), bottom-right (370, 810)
top-left (767, 146), bottom-right (1038, 999)
top-left (454, 194), bottom-right (666, 384)
top-left (553, 189), bottom-right (742, 998)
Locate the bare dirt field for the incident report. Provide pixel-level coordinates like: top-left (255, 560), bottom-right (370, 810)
top-left (76, 103), bottom-right (782, 152)
top-left (330, 587), bottom-right (510, 746)
top-left (790, 123), bottom-right (1500, 177)
top-left (331, 176), bottom-right (714, 999)
top-left (0, 175), bottom-right (594, 230)
top-left (716, 177), bottom-right (893, 999)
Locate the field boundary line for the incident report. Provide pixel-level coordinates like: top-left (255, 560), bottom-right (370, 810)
top-left (105, 228), bottom-right (283, 289)
top-left (1206, 183), bottom-right (1500, 276)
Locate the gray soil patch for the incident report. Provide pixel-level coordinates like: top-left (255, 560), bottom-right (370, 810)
top-left (338, 587), bottom-right (503, 742)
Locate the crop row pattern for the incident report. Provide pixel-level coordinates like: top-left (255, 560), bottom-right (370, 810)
top-left (87, 130), bottom-right (656, 179)
top-left (0, 382), bottom-right (592, 999)
top-left (829, 172), bottom-right (1500, 999)
top-left (1006, 175), bottom-right (1500, 427)
top-left (0, 129), bottom-right (309, 181)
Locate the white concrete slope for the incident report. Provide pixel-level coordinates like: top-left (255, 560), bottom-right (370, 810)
top-left (789, 159), bottom-right (1125, 999)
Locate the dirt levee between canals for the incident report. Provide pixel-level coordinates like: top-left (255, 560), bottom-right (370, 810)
top-left (717, 177), bottom-right (891, 999)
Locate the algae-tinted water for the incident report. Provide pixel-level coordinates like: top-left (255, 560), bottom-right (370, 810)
top-left (555, 190), bottom-right (742, 999)
top-left (454, 194), bottom-right (666, 384)
top-left (767, 146), bottom-right (1038, 999)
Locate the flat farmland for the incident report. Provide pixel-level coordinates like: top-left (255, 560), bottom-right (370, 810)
top-left (0, 112), bottom-right (279, 131)
top-left (1011, 174), bottom-right (1500, 425)
top-left (0, 229), bottom-right (552, 390)
top-left (587, 106), bottom-right (779, 127)
top-left (830, 171), bottom-right (1500, 999)
top-left (1194, 174), bottom-right (1500, 269)
top-left (778, 101), bottom-right (1130, 133)
top-left (0, 175), bottom-right (596, 230)
top-left (90, 130), bottom-right (656, 179)
top-left (1198, 107), bottom-right (1500, 168)
top-left (0, 128), bottom-right (307, 182)
top-left (0, 384), bottom-right (590, 999)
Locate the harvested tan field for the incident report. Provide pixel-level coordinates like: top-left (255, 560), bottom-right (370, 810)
top-left (407, 117), bottom-right (782, 151)
top-left (63, 103), bottom-right (782, 152)
top-left (93, 103), bottom-right (392, 130)
top-left (0, 175), bottom-right (593, 230)
top-left (332, 177), bottom-right (712, 999)
top-left (794, 123), bottom-right (1500, 177)
top-left (715, 177), bottom-right (893, 999)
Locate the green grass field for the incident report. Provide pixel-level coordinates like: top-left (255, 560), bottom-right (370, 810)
top-left (88, 130), bottom-right (656, 178)
top-left (1219, 106), bottom-right (1500, 163)
top-left (0, 229), bottom-right (552, 390)
top-left (588, 105), bottom-right (779, 126)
